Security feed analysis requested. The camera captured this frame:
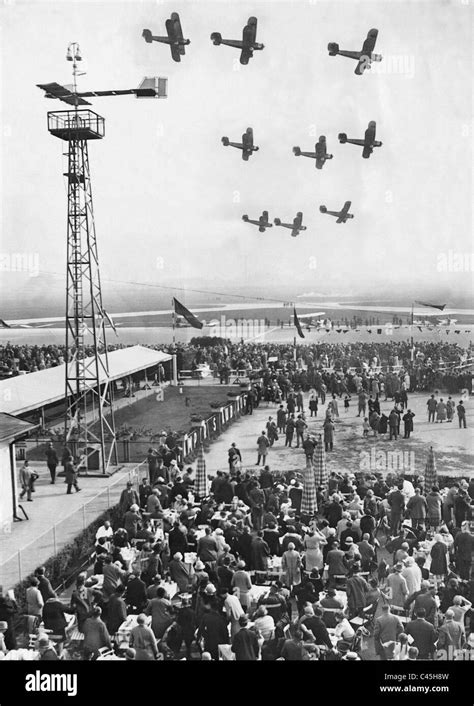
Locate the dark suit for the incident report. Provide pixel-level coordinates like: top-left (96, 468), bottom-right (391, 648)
top-left (405, 618), bottom-right (438, 659)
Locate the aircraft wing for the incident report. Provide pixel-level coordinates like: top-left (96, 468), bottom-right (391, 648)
top-left (166, 18), bottom-right (181, 62)
top-left (242, 129), bottom-right (253, 150)
top-left (355, 57), bottom-right (368, 75)
top-left (261, 210), bottom-right (269, 222)
top-left (37, 82), bottom-right (91, 106)
top-left (365, 122), bottom-right (376, 144)
top-left (362, 29), bottom-right (378, 55)
top-left (341, 201), bottom-right (351, 216)
top-left (240, 18), bottom-right (257, 64)
top-left (171, 12), bottom-right (186, 55)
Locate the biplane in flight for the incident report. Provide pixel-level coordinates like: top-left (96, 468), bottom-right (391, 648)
top-left (242, 211), bottom-right (273, 233)
top-left (142, 12), bottom-right (190, 63)
top-left (222, 128), bottom-right (259, 161)
top-left (338, 121), bottom-right (382, 159)
top-left (211, 17), bottom-right (264, 65)
top-left (274, 212), bottom-right (307, 237)
top-left (293, 136), bottom-right (333, 170)
top-left (328, 28), bottom-right (382, 75)
top-left (319, 201), bottom-right (354, 223)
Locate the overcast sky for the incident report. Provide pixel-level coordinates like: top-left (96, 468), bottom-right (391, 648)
top-left (1, 0), bottom-right (472, 313)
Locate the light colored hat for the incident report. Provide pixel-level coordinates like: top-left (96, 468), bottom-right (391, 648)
top-left (195, 560), bottom-right (205, 571)
top-left (204, 583), bottom-right (217, 595)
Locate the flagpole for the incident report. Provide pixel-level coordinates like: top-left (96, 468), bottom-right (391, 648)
top-left (410, 301), bottom-right (414, 362)
top-left (171, 298), bottom-right (175, 345)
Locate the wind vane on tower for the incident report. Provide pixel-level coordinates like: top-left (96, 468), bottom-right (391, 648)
top-left (37, 44), bottom-right (168, 474)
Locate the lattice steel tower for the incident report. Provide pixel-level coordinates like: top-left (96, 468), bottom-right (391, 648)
top-left (39, 43), bottom-right (167, 473)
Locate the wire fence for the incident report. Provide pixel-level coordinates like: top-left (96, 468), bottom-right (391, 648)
top-left (0, 461), bottom-right (146, 592)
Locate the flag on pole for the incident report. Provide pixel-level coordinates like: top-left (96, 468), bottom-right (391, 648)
top-left (293, 307), bottom-right (305, 339)
top-left (414, 301), bottom-right (446, 311)
top-left (173, 297), bottom-right (203, 330)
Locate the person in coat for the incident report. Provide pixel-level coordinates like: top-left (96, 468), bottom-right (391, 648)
top-left (231, 615), bottom-right (260, 661)
top-left (168, 552), bottom-right (191, 593)
top-left (374, 605), bottom-right (404, 660)
top-left (406, 488), bottom-right (428, 530)
top-left (326, 541), bottom-right (348, 587)
top-left (402, 410), bottom-right (415, 438)
top-left (256, 431), bottom-right (270, 466)
top-left (45, 443), bottom-right (59, 484)
top-left (64, 458), bottom-right (81, 494)
top-left (426, 486), bottom-right (443, 530)
top-left (19, 461), bottom-right (34, 501)
top-left (42, 596), bottom-right (73, 643)
top-left (197, 605), bottom-right (229, 661)
top-left (26, 577), bottom-right (44, 619)
top-left (386, 564), bottom-right (408, 609)
top-left (129, 613), bottom-right (159, 660)
top-left (82, 607), bottom-right (112, 659)
top-left (401, 557), bottom-right (422, 597)
top-left (250, 532), bottom-right (271, 571)
top-left (430, 535), bottom-right (448, 582)
top-left (405, 609), bottom-right (438, 659)
top-left (346, 566), bottom-right (370, 618)
top-left (105, 586), bottom-right (128, 635)
top-left (231, 561), bottom-right (253, 611)
top-left (323, 417), bottom-right (335, 452)
top-left (436, 399), bottom-right (447, 422)
top-left (437, 610), bottom-right (464, 657)
top-left (118, 481), bottom-right (139, 514)
top-left (146, 587), bottom-right (173, 639)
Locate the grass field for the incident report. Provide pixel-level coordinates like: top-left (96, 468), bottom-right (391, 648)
top-left (111, 384), bottom-right (235, 436)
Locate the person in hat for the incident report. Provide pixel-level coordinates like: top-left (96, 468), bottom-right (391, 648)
top-left (119, 481), bottom-right (139, 515)
top-left (168, 552), bottom-right (191, 594)
top-left (129, 613), bottom-right (159, 661)
top-left (231, 615), bottom-right (260, 661)
top-left (386, 564), bottom-right (408, 610)
top-left (82, 606), bottom-right (112, 660)
top-left (37, 634), bottom-right (59, 661)
top-left (231, 561), bottom-right (252, 611)
top-left (45, 442), bottom-right (59, 484)
top-left (196, 604), bottom-right (229, 661)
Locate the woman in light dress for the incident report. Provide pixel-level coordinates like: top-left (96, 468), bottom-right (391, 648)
top-left (303, 529), bottom-right (327, 572)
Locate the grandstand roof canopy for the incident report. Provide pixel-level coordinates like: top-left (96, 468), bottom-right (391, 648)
top-left (0, 345), bottom-right (172, 416)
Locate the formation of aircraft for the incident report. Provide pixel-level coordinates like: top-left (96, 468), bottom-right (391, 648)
top-left (211, 17), bottom-right (264, 65)
top-left (222, 128), bottom-right (259, 161)
top-left (319, 201), bottom-right (354, 223)
top-left (273, 212), bottom-right (307, 237)
top-left (293, 136), bottom-right (333, 169)
top-left (142, 12), bottom-right (190, 62)
top-left (338, 120), bottom-right (382, 159)
top-left (242, 211), bottom-right (273, 232)
top-left (328, 28), bottom-right (382, 75)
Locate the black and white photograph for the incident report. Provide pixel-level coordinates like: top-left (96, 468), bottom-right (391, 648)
top-left (0, 0), bottom-right (472, 698)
